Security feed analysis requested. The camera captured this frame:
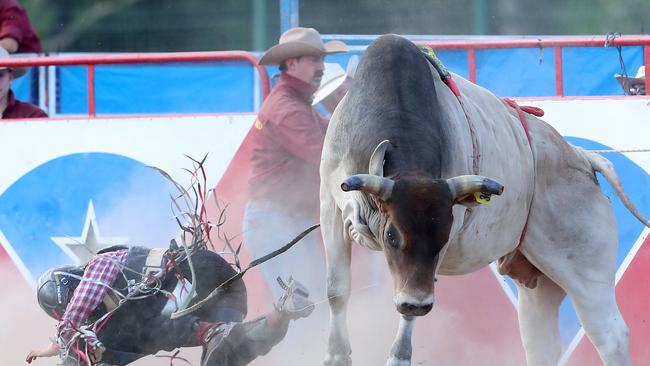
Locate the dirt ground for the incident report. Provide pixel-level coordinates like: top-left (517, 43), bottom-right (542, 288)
top-left (4, 247), bottom-right (525, 366)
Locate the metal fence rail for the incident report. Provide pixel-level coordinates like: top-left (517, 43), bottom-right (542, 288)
top-left (419, 35), bottom-right (650, 97)
top-left (0, 51), bottom-right (270, 117)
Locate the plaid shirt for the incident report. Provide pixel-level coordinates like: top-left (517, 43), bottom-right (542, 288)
top-left (57, 249), bottom-right (128, 342)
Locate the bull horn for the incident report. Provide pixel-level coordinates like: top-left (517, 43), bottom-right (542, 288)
top-left (341, 174), bottom-right (394, 201)
top-left (446, 175), bottom-right (504, 201)
top-left (369, 139), bottom-right (391, 176)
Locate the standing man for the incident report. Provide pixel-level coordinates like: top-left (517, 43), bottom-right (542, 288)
top-left (243, 27), bottom-right (348, 299)
top-left (0, 47), bottom-right (46, 118)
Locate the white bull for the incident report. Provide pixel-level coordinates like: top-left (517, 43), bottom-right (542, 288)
top-left (319, 34), bottom-right (649, 366)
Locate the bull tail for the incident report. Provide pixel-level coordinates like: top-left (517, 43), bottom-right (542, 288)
top-left (575, 146), bottom-right (650, 228)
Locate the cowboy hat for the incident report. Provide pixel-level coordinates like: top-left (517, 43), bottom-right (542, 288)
top-left (258, 27), bottom-right (348, 66)
top-left (621, 65), bottom-right (645, 83)
top-left (313, 63), bottom-right (345, 105)
top-left (614, 65), bottom-right (646, 95)
top-left (312, 56), bottom-right (358, 105)
top-left (0, 47), bottom-right (27, 78)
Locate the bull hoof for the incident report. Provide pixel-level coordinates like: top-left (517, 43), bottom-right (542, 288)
top-left (324, 354), bottom-right (352, 366)
top-left (386, 356), bottom-right (411, 366)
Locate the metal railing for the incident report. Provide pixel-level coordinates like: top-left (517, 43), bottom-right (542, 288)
top-left (421, 35), bottom-right (650, 97)
top-left (2, 36), bottom-right (648, 118)
top-left (0, 51), bottom-right (270, 117)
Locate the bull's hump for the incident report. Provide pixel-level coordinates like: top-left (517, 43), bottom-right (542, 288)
top-left (349, 34), bottom-right (440, 128)
top-left (361, 34), bottom-right (422, 74)
top-left (351, 34), bottom-right (434, 111)
top-left (335, 34), bottom-right (450, 177)
top-left (367, 34), bottom-right (415, 56)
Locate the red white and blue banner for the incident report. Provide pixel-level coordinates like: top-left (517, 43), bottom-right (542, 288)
top-left (1, 98), bottom-right (648, 365)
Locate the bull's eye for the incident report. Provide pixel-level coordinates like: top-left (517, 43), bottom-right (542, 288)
top-left (386, 229), bottom-right (398, 248)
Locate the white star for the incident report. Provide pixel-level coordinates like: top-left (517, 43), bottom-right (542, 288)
top-left (52, 201), bottom-right (130, 265)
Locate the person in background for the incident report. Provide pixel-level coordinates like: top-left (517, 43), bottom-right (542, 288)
top-left (243, 27), bottom-right (348, 299)
top-left (0, 0), bottom-right (41, 53)
top-left (0, 46), bottom-right (45, 118)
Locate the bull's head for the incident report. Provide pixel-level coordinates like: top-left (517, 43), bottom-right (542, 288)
top-left (341, 140), bottom-right (504, 316)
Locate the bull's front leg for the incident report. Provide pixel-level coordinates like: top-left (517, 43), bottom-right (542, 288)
top-left (386, 315), bottom-right (415, 366)
top-left (322, 204), bottom-right (353, 366)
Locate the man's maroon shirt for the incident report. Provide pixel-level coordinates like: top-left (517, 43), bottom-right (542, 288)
top-left (248, 72), bottom-right (328, 216)
top-left (3, 90), bottom-right (46, 118)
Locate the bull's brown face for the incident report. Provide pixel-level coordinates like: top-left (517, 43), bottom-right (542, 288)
top-left (379, 176), bottom-right (454, 316)
top-left (340, 140), bottom-right (504, 317)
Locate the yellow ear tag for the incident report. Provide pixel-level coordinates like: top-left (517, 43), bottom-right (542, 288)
top-left (473, 191), bottom-right (492, 205)
top-left (254, 119), bottom-right (263, 130)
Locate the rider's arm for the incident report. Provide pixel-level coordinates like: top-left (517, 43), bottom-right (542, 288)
top-left (25, 342), bottom-right (58, 363)
top-left (57, 250), bottom-right (128, 343)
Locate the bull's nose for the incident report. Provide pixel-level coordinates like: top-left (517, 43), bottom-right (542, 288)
top-left (394, 293), bottom-right (434, 316)
top-left (396, 301), bottom-right (433, 316)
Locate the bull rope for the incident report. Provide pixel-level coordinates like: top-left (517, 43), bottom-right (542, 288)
top-left (420, 46), bottom-right (480, 175)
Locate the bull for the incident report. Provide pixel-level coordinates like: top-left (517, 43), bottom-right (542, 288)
top-left (319, 34), bottom-right (649, 366)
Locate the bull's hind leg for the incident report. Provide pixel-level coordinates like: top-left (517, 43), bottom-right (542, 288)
top-left (522, 117), bottom-right (633, 365)
top-left (565, 279), bottom-right (630, 365)
top-left (523, 232), bottom-right (631, 365)
top-left (517, 275), bottom-right (566, 366)
top-left (521, 186), bottom-right (630, 365)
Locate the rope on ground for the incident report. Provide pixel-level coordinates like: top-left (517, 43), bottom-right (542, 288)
top-left (170, 223), bottom-right (320, 319)
top-left (587, 148), bottom-right (650, 154)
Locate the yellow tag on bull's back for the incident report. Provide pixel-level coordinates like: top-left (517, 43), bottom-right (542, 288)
top-left (473, 191), bottom-right (491, 205)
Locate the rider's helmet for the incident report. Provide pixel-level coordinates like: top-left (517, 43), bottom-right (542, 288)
top-left (36, 265), bottom-right (84, 320)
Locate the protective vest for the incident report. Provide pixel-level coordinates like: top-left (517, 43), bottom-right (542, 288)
top-left (97, 246), bottom-right (169, 313)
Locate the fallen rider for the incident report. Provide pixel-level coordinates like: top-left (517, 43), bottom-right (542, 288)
top-left (26, 245), bottom-right (314, 366)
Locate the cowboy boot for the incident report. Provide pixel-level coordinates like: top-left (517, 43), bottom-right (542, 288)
top-left (274, 276), bottom-right (315, 320)
top-left (201, 277), bottom-right (315, 366)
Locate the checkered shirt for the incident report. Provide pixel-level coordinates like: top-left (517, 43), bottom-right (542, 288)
top-left (57, 249), bottom-right (128, 341)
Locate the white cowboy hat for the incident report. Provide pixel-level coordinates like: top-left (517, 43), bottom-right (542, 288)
top-left (0, 47), bottom-right (27, 78)
top-left (313, 63), bottom-right (346, 105)
top-left (619, 65), bottom-right (646, 83)
top-left (312, 55), bottom-right (358, 105)
top-left (258, 27), bottom-right (348, 66)
top-left (614, 65), bottom-right (646, 95)
top-left (634, 65), bottom-right (645, 80)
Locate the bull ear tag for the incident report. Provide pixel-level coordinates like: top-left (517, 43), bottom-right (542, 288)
top-left (473, 191), bottom-right (492, 205)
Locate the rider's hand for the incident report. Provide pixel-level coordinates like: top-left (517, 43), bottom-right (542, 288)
top-left (25, 342), bottom-right (58, 363)
top-left (79, 329), bottom-right (105, 362)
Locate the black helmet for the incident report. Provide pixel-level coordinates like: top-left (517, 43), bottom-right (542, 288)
top-left (36, 265), bottom-right (84, 320)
